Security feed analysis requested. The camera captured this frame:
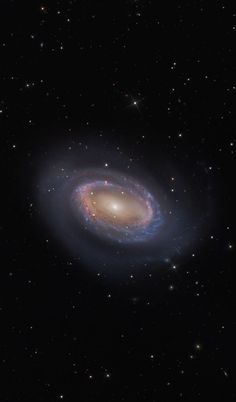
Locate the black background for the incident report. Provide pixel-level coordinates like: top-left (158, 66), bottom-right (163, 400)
top-left (0, 1), bottom-right (235, 401)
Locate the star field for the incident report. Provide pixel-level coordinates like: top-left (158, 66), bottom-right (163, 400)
top-left (0, 1), bottom-right (235, 401)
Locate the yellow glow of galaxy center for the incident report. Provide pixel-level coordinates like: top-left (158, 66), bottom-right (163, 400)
top-left (81, 188), bottom-right (152, 227)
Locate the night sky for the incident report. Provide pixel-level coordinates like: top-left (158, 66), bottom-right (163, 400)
top-left (1, 1), bottom-right (235, 401)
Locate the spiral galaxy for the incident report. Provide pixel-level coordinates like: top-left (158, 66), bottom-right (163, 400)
top-left (38, 144), bottom-right (200, 271)
top-left (70, 170), bottom-right (163, 244)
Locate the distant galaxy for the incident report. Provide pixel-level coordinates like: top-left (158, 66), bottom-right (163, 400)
top-left (38, 144), bottom-right (201, 270)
